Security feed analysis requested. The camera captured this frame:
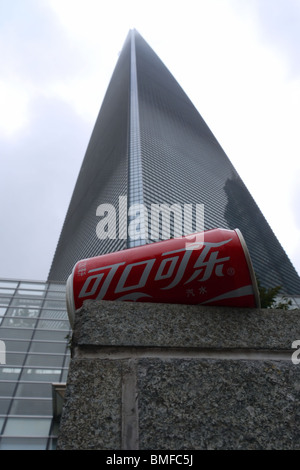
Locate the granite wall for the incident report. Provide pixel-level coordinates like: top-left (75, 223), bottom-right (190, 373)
top-left (57, 300), bottom-right (300, 450)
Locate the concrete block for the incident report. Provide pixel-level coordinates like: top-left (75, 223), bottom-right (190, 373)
top-left (57, 300), bottom-right (300, 450)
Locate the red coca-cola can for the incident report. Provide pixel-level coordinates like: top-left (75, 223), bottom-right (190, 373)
top-left (66, 228), bottom-right (260, 326)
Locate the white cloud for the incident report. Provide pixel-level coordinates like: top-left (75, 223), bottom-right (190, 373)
top-left (0, 81), bottom-right (31, 136)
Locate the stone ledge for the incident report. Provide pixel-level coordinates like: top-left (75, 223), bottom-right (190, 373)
top-left (73, 300), bottom-right (300, 350)
top-left (57, 301), bottom-right (300, 450)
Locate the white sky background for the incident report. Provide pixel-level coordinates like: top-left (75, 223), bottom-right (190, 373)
top-left (0, 0), bottom-right (299, 281)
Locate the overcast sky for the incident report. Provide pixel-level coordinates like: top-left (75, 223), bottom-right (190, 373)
top-left (0, 0), bottom-right (299, 281)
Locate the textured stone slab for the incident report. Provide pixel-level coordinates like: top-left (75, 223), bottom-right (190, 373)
top-left (57, 359), bottom-right (122, 450)
top-left (137, 358), bottom-right (300, 450)
top-left (73, 300), bottom-right (300, 350)
top-left (58, 355), bottom-right (300, 450)
top-left (57, 302), bottom-right (300, 450)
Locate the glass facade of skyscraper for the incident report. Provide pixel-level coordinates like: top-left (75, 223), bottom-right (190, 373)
top-left (48, 30), bottom-right (300, 297)
top-left (0, 279), bottom-right (69, 450)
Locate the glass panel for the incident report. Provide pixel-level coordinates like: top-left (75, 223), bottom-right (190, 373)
top-left (0, 296), bottom-right (11, 306)
top-left (11, 297), bottom-right (43, 308)
top-left (0, 381), bottom-right (16, 395)
top-left (16, 291), bottom-right (45, 299)
top-left (0, 288), bottom-right (16, 294)
top-left (0, 367), bottom-right (21, 380)
top-left (3, 417), bottom-right (51, 436)
top-left (0, 437), bottom-right (48, 450)
top-left (0, 307), bottom-right (6, 325)
top-left (61, 368), bottom-right (69, 382)
top-left (0, 398), bottom-right (11, 414)
top-left (20, 368), bottom-right (62, 382)
top-left (0, 281), bottom-right (18, 288)
top-left (5, 352), bottom-right (25, 366)
top-left (4, 339), bottom-right (29, 352)
top-left (2, 315), bottom-right (37, 328)
top-left (48, 283), bottom-right (66, 291)
top-left (10, 398), bottom-right (52, 415)
top-left (29, 341), bottom-right (66, 354)
top-left (40, 309), bottom-right (68, 320)
top-left (15, 381), bottom-right (50, 398)
top-left (44, 300), bottom-right (66, 309)
top-left (46, 291), bottom-right (66, 300)
top-left (0, 417), bottom-right (5, 432)
top-left (3, 301), bottom-right (40, 327)
top-left (64, 355), bottom-right (70, 368)
top-left (19, 283), bottom-right (46, 291)
top-left (48, 437), bottom-right (58, 450)
top-left (25, 354), bottom-right (64, 368)
top-left (36, 318), bottom-right (69, 331)
top-left (32, 330), bottom-right (69, 341)
top-left (0, 328), bottom-right (33, 340)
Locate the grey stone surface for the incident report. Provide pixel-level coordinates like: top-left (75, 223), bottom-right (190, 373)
top-left (74, 300), bottom-right (300, 350)
top-left (57, 301), bottom-right (300, 450)
top-left (57, 359), bottom-right (122, 450)
top-left (137, 358), bottom-right (300, 450)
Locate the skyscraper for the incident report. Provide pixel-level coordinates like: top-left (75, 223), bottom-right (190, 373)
top-left (48, 29), bottom-right (300, 296)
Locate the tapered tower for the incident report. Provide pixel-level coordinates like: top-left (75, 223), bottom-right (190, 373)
top-left (48, 30), bottom-right (300, 296)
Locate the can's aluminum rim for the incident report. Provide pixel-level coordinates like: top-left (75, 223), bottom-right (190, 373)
top-left (66, 271), bottom-right (75, 328)
top-left (234, 228), bottom-right (261, 308)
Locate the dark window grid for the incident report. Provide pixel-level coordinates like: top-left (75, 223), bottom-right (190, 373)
top-left (128, 32), bottom-right (146, 250)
